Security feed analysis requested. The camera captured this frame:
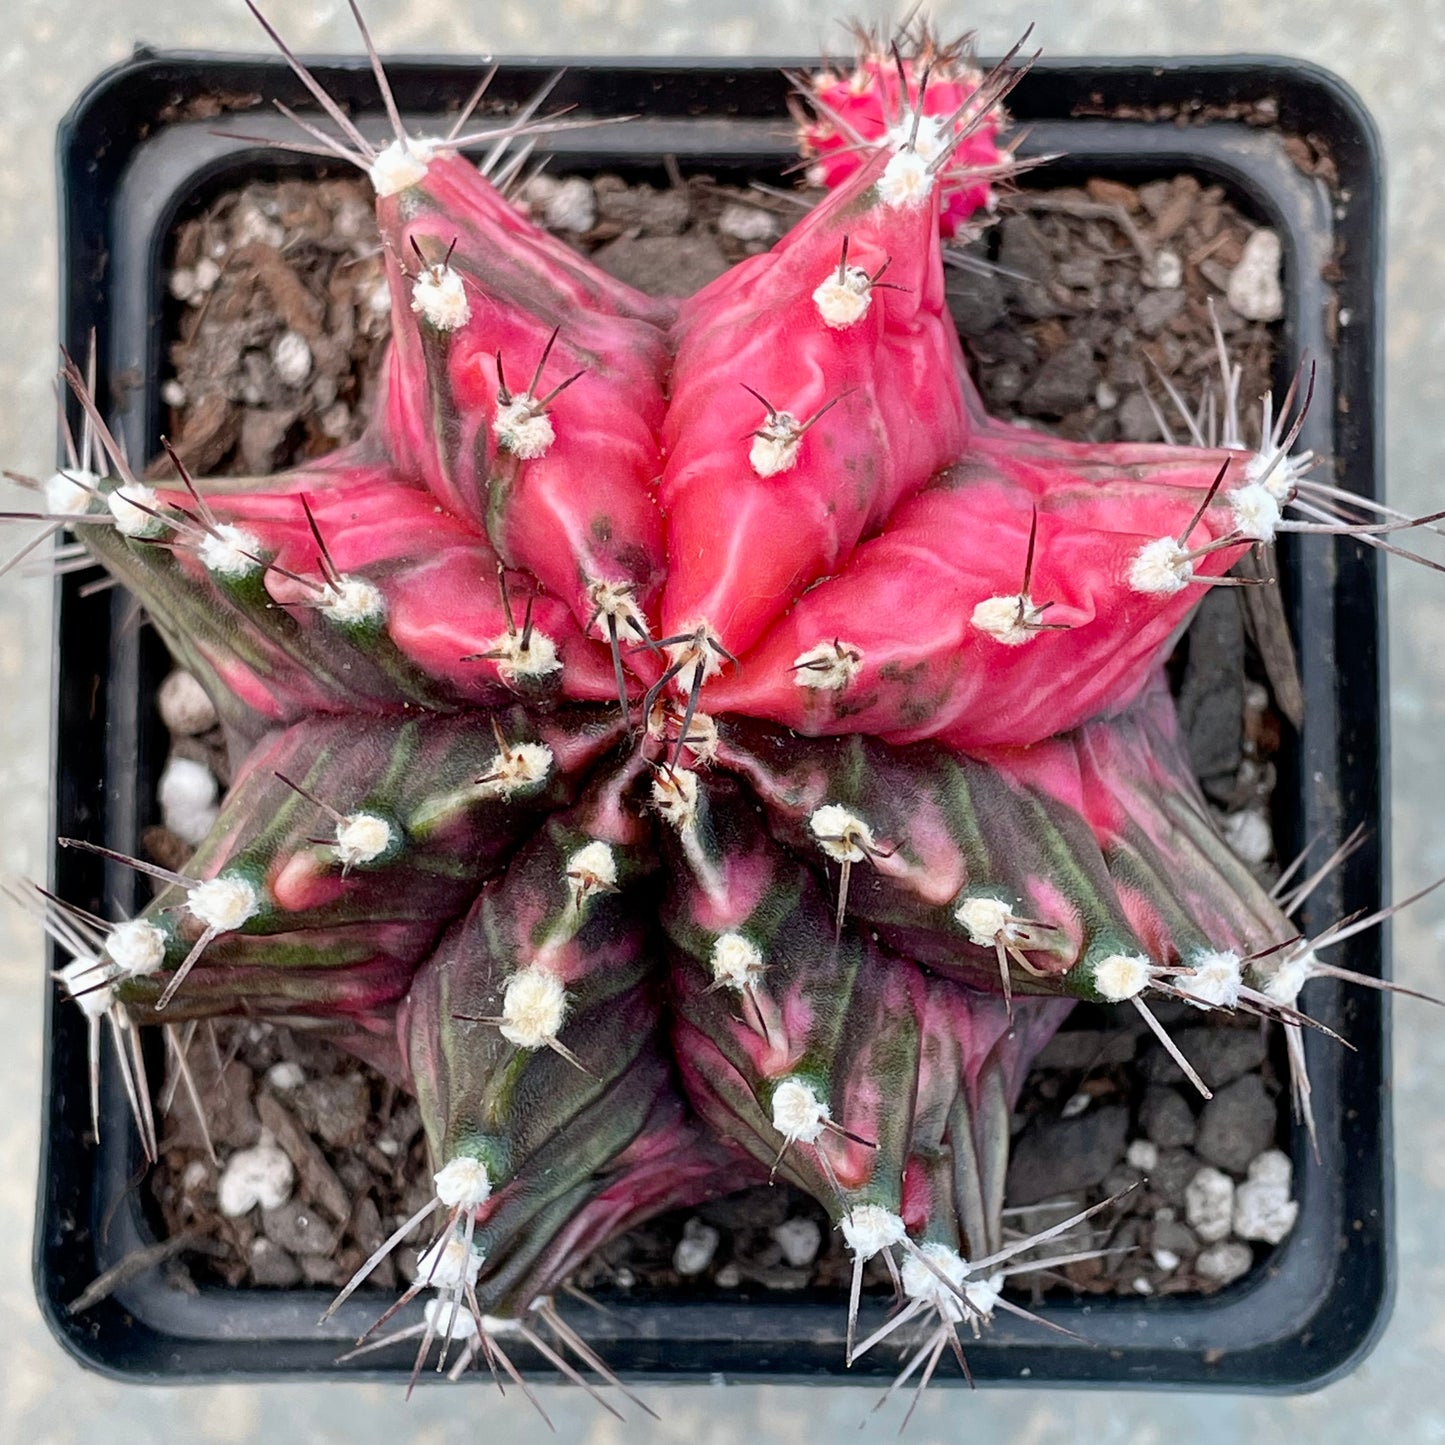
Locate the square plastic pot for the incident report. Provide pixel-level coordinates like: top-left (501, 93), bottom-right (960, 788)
top-left (37, 48), bottom-right (1386, 1390)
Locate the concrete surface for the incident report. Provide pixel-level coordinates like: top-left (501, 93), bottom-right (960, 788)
top-left (1, 1), bottom-right (1442, 1441)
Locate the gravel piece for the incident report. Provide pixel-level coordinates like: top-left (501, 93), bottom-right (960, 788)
top-left (257, 1091), bottom-right (352, 1223)
top-left (300, 1255), bottom-right (344, 1287)
top-left (1142, 1025), bottom-right (1268, 1089)
top-left (1148, 249), bottom-right (1184, 288)
top-left (591, 232), bottom-right (730, 297)
top-left (1178, 589), bottom-right (1246, 795)
top-left (1005, 1104), bottom-right (1129, 1206)
top-left (265, 1060), bottom-right (306, 1092)
top-left (947, 267), bottom-right (1007, 336)
top-left (1233, 1149), bottom-right (1298, 1243)
top-left (169, 1058), bottom-right (261, 1152)
top-left (1141, 1086), bottom-right (1197, 1149)
top-left (158, 756), bottom-right (219, 846)
top-left (772, 1217), bottom-right (823, 1268)
top-left (1196, 1240), bottom-right (1254, 1286)
top-left (248, 1238), bottom-right (303, 1287)
top-left (1020, 337), bottom-right (1099, 417)
top-left (1148, 1148), bottom-right (1202, 1206)
top-left (1117, 389), bottom-right (1161, 442)
top-left (1151, 1216), bottom-right (1200, 1266)
top-left (1133, 287), bottom-right (1186, 335)
top-left (1195, 1075), bottom-right (1278, 1174)
top-left (218, 1137), bottom-right (294, 1218)
top-left (1222, 810), bottom-right (1274, 866)
top-left (521, 174), bottom-right (597, 234)
top-left (261, 1198), bottom-right (337, 1256)
top-left (1057, 255), bottom-right (1102, 288)
top-left (1034, 1029), bottom-right (1137, 1072)
top-left (1184, 1166), bottom-right (1235, 1242)
top-left (1126, 1139), bottom-right (1160, 1172)
top-left (1228, 229), bottom-right (1285, 321)
top-left (157, 670), bottom-right (219, 735)
top-left (996, 214), bottom-right (1058, 318)
top-left (294, 1073), bottom-right (371, 1150)
top-left (270, 330), bottom-right (312, 387)
top-left (673, 1217), bottom-right (721, 1277)
top-left (717, 203), bottom-right (778, 242)
top-left (593, 177), bottom-right (690, 234)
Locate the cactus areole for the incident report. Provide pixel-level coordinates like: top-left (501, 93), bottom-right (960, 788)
top-left (26, 7), bottom-right (1418, 1417)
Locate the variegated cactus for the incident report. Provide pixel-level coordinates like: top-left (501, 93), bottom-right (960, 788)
top-left (15, 7), bottom-right (1436, 1420)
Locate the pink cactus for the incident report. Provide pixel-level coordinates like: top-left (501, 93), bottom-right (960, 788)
top-left (23, 6), bottom-right (1426, 1415)
top-left (797, 21), bottom-right (1015, 237)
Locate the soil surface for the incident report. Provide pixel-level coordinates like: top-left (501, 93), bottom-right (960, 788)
top-left (141, 165), bottom-right (1297, 1307)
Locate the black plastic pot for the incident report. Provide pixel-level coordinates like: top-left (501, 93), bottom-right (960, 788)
top-left (38, 50), bottom-right (1386, 1388)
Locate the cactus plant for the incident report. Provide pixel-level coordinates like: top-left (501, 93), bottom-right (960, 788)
top-left (16, 6), bottom-right (1438, 1418)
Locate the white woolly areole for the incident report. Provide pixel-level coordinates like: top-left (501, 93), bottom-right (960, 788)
top-left (877, 148), bottom-right (934, 208)
top-left (108, 482), bottom-right (164, 537)
top-left (586, 579), bottom-right (650, 643)
top-left (186, 874), bottom-right (259, 933)
top-left (661, 709), bottom-right (720, 765)
top-left (1228, 482), bottom-right (1281, 542)
top-left (971, 594), bottom-right (1040, 647)
top-left (334, 812), bottom-right (393, 868)
top-left (1093, 952), bottom-right (1152, 1002)
top-left (1262, 948), bottom-right (1316, 1007)
top-left (840, 1204), bottom-right (907, 1261)
top-left (886, 112), bottom-right (948, 165)
top-left (566, 840), bottom-right (617, 898)
top-left (710, 931), bottom-right (765, 991)
top-left (368, 137), bottom-right (436, 197)
top-left (493, 399), bottom-right (556, 460)
top-left (217, 1137), bottom-right (293, 1216)
top-left (1245, 446), bottom-right (1310, 500)
top-left (422, 1296), bottom-right (482, 1341)
top-left (809, 803), bottom-right (876, 863)
top-left (434, 1154), bottom-right (492, 1209)
top-left (771, 1077), bottom-right (831, 1144)
top-left (954, 895), bottom-right (1020, 946)
top-left (749, 414), bottom-right (803, 478)
top-left (486, 627), bottom-right (562, 683)
top-left (793, 639), bottom-right (863, 692)
top-left (812, 267), bottom-right (873, 329)
top-left (44, 468), bottom-right (97, 516)
top-left (321, 575), bottom-right (386, 626)
top-left (1177, 949), bottom-right (1243, 1009)
top-left (499, 967), bottom-right (568, 1047)
top-left (61, 957), bottom-right (113, 1020)
top-left (962, 1272), bottom-right (1005, 1319)
top-left (1128, 536), bottom-right (1193, 595)
top-left (900, 1242), bottom-right (972, 1324)
top-left (652, 767), bottom-right (700, 832)
top-left (482, 741), bottom-right (553, 798)
top-left (106, 919), bottom-right (166, 978)
top-left (418, 1232), bottom-right (485, 1290)
top-left (410, 264), bottom-right (471, 332)
top-left (198, 523), bottom-right (263, 579)
top-left (666, 626), bottom-right (724, 692)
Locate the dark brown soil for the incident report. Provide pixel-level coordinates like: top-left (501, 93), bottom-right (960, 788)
top-left (142, 165), bottom-right (1297, 1306)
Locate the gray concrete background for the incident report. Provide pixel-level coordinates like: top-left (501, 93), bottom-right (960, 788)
top-left (2, 1), bottom-right (1442, 1440)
